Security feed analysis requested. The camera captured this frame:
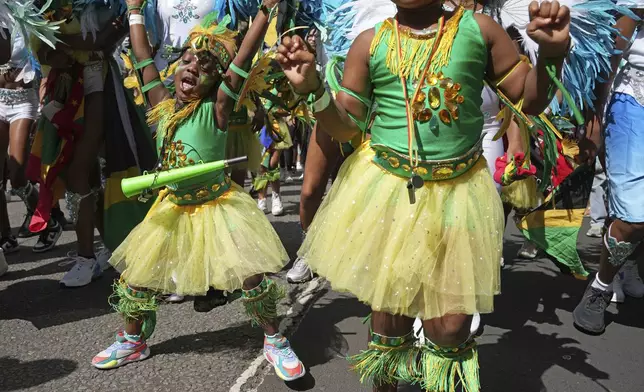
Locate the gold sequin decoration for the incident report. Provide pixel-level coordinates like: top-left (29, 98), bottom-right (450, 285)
top-left (416, 109), bottom-right (432, 122)
top-left (380, 152), bottom-right (389, 160)
top-left (212, 184), bottom-right (221, 192)
top-left (429, 87), bottom-right (441, 110)
top-left (402, 164), bottom-right (411, 172)
top-left (453, 83), bottom-right (461, 91)
top-left (183, 194), bottom-right (193, 201)
top-left (456, 163), bottom-right (467, 171)
top-left (428, 74), bottom-right (438, 86)
top-left (432, 166), bottom-right (454, 180)
top-left (445, 100), bottom-right (459, 120)
top-left (388, 157), bottom-right (400, 168)
top-left (444, 88), bottom-right (458, 102)
top-left (456, 95), bottom-right (465, 104)
top-left (415, 91), bottom-right (426, 103)
top-left (414, 166), bottom-right (429, 176)
top-left (196, 189), bottom-right (209, 199)
top-left (439, 109), bottom-right (451, 124)
top-left (439, 77), bottom-right (453, 89)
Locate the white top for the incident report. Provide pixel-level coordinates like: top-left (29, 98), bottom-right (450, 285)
top-left (153, 0), bottom-right (220, 70)
top-left (3, 31), bottom-right (35, 84)
top-left (481, 85), bottom-right (501, 136)
top-left (613, 27), bottom-right (644, 96)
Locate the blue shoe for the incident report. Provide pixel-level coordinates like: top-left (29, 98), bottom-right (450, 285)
top-left (263, 334), bottom-right (305, 381)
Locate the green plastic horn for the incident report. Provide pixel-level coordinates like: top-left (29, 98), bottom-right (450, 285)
top-left (121, 156), bottom-right (248, 198)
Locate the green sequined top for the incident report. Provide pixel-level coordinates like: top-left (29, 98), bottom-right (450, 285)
top-left (369, 10), bottom-right (487, 160)
top-left (157, 99), bottom-right (231, 205)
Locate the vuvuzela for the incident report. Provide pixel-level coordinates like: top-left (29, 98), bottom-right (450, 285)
top-left (121, 156), bottom-right (248, 198)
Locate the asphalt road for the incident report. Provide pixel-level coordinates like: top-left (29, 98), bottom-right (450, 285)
top-left (1, 179), bottom-right (643, 392)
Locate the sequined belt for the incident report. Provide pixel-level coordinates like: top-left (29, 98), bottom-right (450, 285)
top-left (371, 138), bottom-right (483, 182)
top-left (0, 88), bottom-right (37, 106)
top-left (166, 176), bottom-right (232, 206)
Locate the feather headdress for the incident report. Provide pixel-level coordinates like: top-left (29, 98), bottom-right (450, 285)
top-left (184, 12), bottom-right (239, 73)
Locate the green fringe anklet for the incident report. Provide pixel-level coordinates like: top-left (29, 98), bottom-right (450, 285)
top-left (241, 277), bottom-right (286, 327)
top-left (420, 338), bottom-right (480, 392)
top-left (109, 280), bottom-right (159, 339)
top-left (348, 331), bottom-right (421, 387)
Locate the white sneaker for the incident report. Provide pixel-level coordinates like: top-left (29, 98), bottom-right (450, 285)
top-left (620, 260), bottom-right (644, 298)
top-left (586, 224), bottom-right (603, 238)
top-left (258, 198), bottom-right (268, 213)
top-left (0, 248), bottom-right (7, 277)
top-left (164, 293), bottom-right (185, 303)
top-left (60, 256), bottom-right (102, 288)
top-left (296, 162), bottom-right (303, 171)
top-left (96, 247), bottom-right (112, 272)
top-left (285, 172), bottom-right (294, 183)
top-left (612, 274), bottom-right (625, 303)
top-left (271, 192), bottom-right (284, 216)
top-left (287, 257), bottom-right (313, 283)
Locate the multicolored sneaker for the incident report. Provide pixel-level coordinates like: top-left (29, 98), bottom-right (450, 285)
top-left (92, 334), bottom-right (150, 370)
top-left (263, 334), bottom-right (305, 381)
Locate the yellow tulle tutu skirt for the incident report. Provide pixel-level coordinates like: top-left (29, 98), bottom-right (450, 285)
top-left (110, 184), bottom-right (288, 295)
top-left (299, 142), bottom-right (503, 319)
top-left (226, 124), bottom-right (262, 172)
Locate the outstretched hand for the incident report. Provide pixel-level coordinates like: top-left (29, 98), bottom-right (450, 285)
top-left (527, 1), bottom-right (571, 58)
top-left (276, 35), bottom-right (320, 95)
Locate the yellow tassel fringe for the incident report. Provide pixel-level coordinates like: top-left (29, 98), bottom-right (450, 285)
top-left (147, 98), bottom-right (203, 142)
top-left (370, 7), bottom-right (465, 81)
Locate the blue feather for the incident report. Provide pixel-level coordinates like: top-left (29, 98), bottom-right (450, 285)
top-left (556, 0), bottom-right (640, 117)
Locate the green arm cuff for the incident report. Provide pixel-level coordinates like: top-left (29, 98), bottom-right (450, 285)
top-left (135, 58), bottom-right (155, 70)
top-left (142, 78), bottom-right (163, 93)
top-left (220, 82), bottom-right (240, 101)
top-left (229, 63), bottom-right (249, 79)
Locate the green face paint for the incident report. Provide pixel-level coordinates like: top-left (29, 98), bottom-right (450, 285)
top-left (198, 72), bottom-right (216, 95)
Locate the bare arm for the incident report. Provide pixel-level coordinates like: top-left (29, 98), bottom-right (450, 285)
top-left (476, 1), bottom-right (570, 115)
top-left (276, 31), bottom-right (373, 142)
top-left (215, 1), bottom-right (278, 130)
top-left (127, 8), bottom-right (171, 107)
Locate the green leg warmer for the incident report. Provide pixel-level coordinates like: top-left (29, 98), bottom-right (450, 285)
top-left (241, 277), bottom-right (286, 328)
top-left (348, 331), bottom-right (421, 387)
top-left (109, 280), bottom-right (159, 339)
top-left (421, 338), bottom-right (480, 392)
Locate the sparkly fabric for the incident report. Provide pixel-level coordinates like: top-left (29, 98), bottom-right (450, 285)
top-left (110, 183), bottom-right (289, 295)
top-left (604, 225), bottom-right (640, 266)
top-left (299, 141), bottom-right (503, 319)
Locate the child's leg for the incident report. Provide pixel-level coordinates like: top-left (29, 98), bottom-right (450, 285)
top-left (241, 274), bottom-right (305, 381)
top-left (92, 281), bottom-right (156, 370)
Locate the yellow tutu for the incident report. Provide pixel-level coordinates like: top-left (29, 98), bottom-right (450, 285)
top-left (226, 124), bottom-right (262, 172)
top-left (110, 184), bottom-right (288, 295)
top-left (299, 142), bottom-right (503, 319)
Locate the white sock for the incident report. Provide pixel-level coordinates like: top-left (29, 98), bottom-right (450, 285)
top-left (591, 275), bottom-right (611, 291)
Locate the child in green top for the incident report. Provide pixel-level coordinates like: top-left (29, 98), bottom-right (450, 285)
top-left (277, 1), bottom-right (571, 390)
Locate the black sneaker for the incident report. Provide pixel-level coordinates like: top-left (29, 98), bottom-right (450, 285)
top-left (33, 219), bottom-right (63, 253)
top-left (193, 288), bottom-right (227, 312)
top-left (17, 212), bottom-right (37, 238)
top-left (51, 207), bottom-right (68, 228)
top-left (573, 282), bottom-right (612, 334)
top-left (0, 235), bottom-right (19, 254)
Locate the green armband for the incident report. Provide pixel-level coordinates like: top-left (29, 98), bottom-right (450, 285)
top-left (142, 79), bottom-right (162, 93)
top-left (134, 58), bottom-right (155, 70)
top-left (220, 82), bottom-right (240, 101)
top-left (229, 63), bottom-right (249, 79)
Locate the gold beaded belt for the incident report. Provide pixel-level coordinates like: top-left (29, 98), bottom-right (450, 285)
top-left (371, 137), bottom-right (483, 182)
top-left (166, 176), bottom-right (232, 205)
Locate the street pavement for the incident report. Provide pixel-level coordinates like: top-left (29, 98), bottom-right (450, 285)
top-left (1, 180), bottom-right (643, 392)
